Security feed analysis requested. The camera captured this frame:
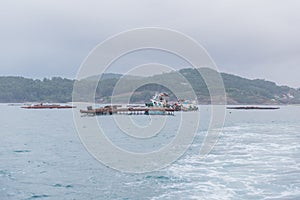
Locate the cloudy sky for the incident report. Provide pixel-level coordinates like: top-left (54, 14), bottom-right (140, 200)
top-left (0, 0), bottom-right (299, 87)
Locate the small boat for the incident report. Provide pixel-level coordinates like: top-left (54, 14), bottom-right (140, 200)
top-left (145, 92), bottom-right (198, 111)
top-left (145, 92), bottom-right (171, 108)
top-left (21, 103), bottom-right (75, 109)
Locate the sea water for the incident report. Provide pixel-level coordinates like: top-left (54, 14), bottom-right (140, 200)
top-left (0, 104), bottom-right (300, 199)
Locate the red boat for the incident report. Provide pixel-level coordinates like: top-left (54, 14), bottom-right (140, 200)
top-left (21, 103), bottom-right (75, 109)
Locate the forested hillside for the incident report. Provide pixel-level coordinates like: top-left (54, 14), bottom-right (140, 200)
top-left (0, 77), bottom-right (74, 103)
top-left (1, 68), bottom-right (299, 104)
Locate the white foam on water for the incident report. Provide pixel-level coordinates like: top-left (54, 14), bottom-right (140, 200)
top-left (157, 119), bottom-right (300, 199)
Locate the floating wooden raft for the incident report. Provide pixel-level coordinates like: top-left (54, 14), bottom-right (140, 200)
top-left (80, 106), bottom-right (175, 116)
top-left (227, 106), bottom-right (280, 110)
top-left (22, 104), bottom-right (75, 109)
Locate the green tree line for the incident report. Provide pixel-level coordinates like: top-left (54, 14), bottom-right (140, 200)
top-left (1, 68), bottom-right (299, 104)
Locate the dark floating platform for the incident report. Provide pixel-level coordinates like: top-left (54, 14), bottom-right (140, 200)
top-left (21, 104), bottom-right (75, 109)
top-left (227, 106), bottom-right (280, 110)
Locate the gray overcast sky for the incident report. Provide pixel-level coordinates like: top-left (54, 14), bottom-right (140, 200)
top-left (0, 0), bottom-right (299, 87)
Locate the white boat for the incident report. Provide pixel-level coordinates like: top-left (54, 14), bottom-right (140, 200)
top-left (145, 92), bottom-right (198, 111)
top-left (145, 92), bottom-right (170, 108)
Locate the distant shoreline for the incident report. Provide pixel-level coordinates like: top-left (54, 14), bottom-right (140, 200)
top-left (1, 68), bottom-right (300, 104)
